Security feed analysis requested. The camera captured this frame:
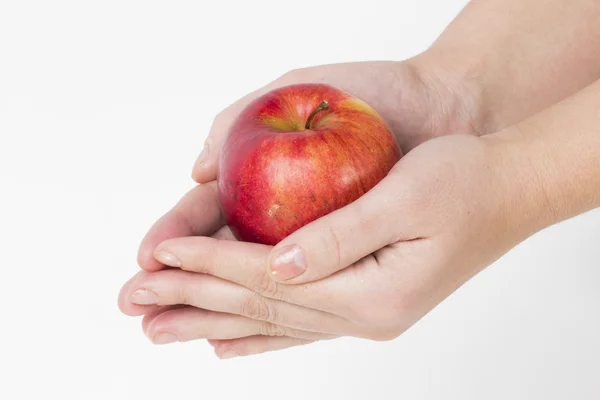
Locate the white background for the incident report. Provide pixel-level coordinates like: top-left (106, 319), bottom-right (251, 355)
top-left (1, 0), bottom-right (599, 399)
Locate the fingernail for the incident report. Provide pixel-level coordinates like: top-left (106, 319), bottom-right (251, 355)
top-left (154, 250), bottom-right (181, 267)
top-left (269, 245), bottom-right (307, 281)
top-left (218, 348), bottom-right (240, 359)
top-left (196, 139), bottom-right (211, 165)
top-left (153, 332), bottom-right (178, 345)
top-left (131, 289), bottom-right (159, 305)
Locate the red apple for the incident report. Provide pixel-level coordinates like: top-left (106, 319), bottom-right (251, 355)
top-left (217, 83), bottom-right (402, 245)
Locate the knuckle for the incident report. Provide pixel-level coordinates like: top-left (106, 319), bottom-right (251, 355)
top-left (187, 237), bottom-right (212, 273)
top-left (241, 294), bottom-right (275, 322)
top-left (153, 269), bottom-right (195, 305)
top-left (176, 282), bottom-right (192, 306)
top-left (250, 270), bottom-right (284, 301)
top-left (176, 236), bottom-right (220, 275)
top-left (260, 322), bottom-right (287, 337)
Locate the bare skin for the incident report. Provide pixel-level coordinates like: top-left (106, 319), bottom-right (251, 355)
top-left (118, 0), bottom-right (600, 358)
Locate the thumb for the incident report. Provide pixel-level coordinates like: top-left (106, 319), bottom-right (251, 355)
top-left (192, 79), bottom-right (295, 183)
top-left (191, 99), bottom-right (248, 183)
top-left (267, 173), bottom-right (414, 284)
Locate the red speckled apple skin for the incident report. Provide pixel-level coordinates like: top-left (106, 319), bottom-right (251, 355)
top-left (217, 83), bottom-right (402, 245)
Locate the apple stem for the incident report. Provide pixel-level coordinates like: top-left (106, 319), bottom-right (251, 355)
top-left (305, 100), bottom-right (330, 129)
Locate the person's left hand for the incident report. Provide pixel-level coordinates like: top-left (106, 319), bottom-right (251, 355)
top-left (118, 132), bottom-right (544, 358)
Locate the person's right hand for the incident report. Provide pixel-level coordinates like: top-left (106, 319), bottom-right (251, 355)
top-left (118, 59), bottom-right (485, 343)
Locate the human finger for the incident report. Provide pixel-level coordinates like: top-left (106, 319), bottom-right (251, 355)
top-left (210, 335), bottom-right (319, 359)
top-left (137, 182), bottom-right (224, 272)
top-left (142, 306), bottom-right (333, 344)
top-left (128, 268), bottom-right (352, 335)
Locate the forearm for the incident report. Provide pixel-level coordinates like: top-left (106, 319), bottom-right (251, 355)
top-left (414, 0), bottom-right (600, 133)
top-left (489, 78), bottom-right (600, 238)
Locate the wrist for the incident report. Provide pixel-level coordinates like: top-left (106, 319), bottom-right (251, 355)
top-left (407, 52), bottom-right (491, 137)
top-left (482, 127), bottom-right (567, 241)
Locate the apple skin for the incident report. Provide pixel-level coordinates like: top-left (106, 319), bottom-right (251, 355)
top-left (217, 83), bottom-right (402, 245)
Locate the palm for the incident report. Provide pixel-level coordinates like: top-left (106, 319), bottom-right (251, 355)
top-left (193, 61), bottom-right (482, 258)
top-left (119, 61), bottom-right (484, 356)
top-left (285, 62), bottom-right (481, 152)
top-left (195, 61), bottom-right (480, 183)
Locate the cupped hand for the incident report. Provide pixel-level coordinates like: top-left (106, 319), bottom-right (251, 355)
top-left (119, 131), bottom-right (534, 358)
top-left (118, 59), bottom-right (486, 356)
